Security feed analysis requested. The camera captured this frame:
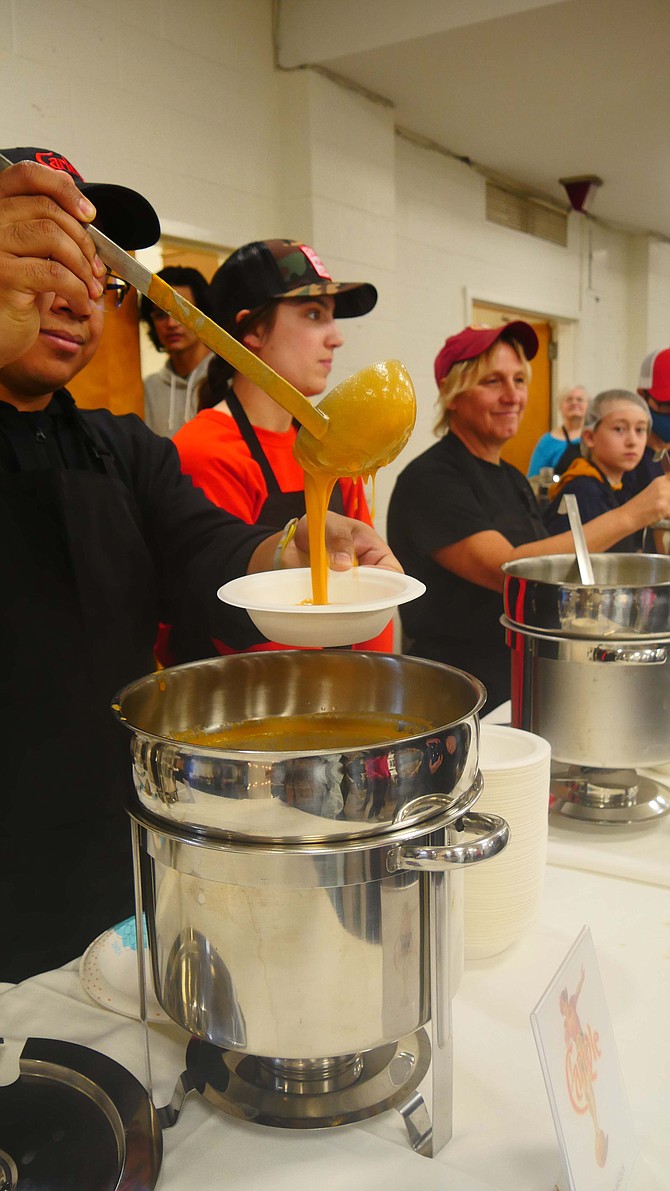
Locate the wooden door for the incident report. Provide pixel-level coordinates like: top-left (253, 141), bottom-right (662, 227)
top-left (472, 303), bottom-right (553, 475)
top-left (70, 242), bottom-right (228, 417)
top-left (161, 243), bottom-right (223, 282)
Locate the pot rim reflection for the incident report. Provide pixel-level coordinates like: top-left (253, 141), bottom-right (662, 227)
top-left (502, 551), bottom-right (670, 587)
top-left (502, 552), bottom-right (670, 639)
top-left (113, 651), bottom-right (486, 843)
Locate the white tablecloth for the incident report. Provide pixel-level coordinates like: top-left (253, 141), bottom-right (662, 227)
top-left (2, 861), bottom-right (668, 1191)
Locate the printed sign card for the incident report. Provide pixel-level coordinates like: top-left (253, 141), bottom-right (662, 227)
top-left (531, 926), bottom-right (639, 1191)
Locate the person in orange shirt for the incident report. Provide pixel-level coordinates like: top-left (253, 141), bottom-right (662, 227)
top-left (165, 238), bottom-right (393, 660)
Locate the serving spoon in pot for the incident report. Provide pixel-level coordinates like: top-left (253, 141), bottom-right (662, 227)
top-left (559, 493), bottom-right (595, 584)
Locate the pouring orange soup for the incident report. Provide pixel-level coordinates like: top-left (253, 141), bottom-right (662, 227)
top-left (293, 360), bottom-right (417, 603)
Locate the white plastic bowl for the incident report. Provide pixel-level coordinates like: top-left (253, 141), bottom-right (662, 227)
top-left (217, 566), bottom-right (425, 648)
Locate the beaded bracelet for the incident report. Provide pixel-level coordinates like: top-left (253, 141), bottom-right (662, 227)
top-left (273, 517), bottom-right (300, 569)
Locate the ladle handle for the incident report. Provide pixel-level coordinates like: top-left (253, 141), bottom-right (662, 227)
top-left (386, 811), bottom-right (510, 872)
top-left (560, 493), bottom-right (595, 585)
top-left (0, 148), bottom-right (330, 445)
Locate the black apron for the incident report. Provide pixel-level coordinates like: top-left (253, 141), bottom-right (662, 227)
top-left (405, 440), bottom-right (546, 712)
top-left (224, 390), bottom-right (344, 524)
top-left (1, 408), bottom-right (159, 981)
top-left (555, 426), bottom-right (581, 475)
top-left (168, 391), bottom-right (344, 662)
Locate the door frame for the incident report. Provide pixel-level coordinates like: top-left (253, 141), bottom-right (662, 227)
top-left (464, 286), bottom-right (579, 432)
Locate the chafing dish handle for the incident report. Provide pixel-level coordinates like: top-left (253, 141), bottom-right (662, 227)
top-left (387, 812), bottom-right (510, 872)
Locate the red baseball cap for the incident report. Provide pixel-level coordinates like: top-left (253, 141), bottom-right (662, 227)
top-left (638, 348), bottom-right (670, 404)
top-left (434, 321), bottom-right (539, 386)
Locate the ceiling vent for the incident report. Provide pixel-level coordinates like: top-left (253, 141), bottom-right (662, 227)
top-left (486, 181), bottom-right (568, 247)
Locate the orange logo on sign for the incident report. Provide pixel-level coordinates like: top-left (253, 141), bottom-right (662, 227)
top-left (560, 967), bottom-right (608, 1168)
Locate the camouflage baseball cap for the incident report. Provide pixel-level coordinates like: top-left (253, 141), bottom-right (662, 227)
top-left (208, 239), bottom-right (377, 328)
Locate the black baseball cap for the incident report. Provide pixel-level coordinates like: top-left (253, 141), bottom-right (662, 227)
top-left (1, 147), bottom-right (160, 250)
top-left (208, 239), bottom-right (378, 328)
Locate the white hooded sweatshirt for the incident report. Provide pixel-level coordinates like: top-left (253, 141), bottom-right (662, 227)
top-left (142, 353), bottom-right (213, 438)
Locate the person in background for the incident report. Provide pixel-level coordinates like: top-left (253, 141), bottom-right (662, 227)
top-left (0, 150), bottom-right (399, 982)
top-left (139, 265), bottom-right (213, 436)
top-left (638, 346), bottom-right (670, 453)
top-left (623, 346), bottom-right (670, 496)
top-left (387, 324), bottom-right (670, 710)
top-left (527, 384), bottom-right (589, 478)
top-left (543, 390), bottom-right (651, 551)
top-left (164, 238), bottom-right (393, 660)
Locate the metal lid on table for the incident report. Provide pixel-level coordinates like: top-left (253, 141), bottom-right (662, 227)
top-left (0, 1038), bottom-right (162, 1190)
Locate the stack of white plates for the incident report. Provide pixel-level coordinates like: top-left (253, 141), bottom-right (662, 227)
top-left (464, 724), bottom-right (551, 959)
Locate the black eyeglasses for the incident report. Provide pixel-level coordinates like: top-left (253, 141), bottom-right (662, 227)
top-left (96, 274), bottom-right (131, 311)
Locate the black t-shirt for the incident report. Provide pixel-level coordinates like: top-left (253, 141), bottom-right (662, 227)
top-left (0, 390), bottom-right (273, 981)
top-left (387, 433), bottom-right (546, 709)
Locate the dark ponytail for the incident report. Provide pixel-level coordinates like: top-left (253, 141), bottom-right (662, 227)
top-left (198, 354), bottom-right (234, 410)
top-left (197, 302), bottom-right (282, 411)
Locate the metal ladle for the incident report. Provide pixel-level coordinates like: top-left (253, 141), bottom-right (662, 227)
top-left (0, 151), bottom-right (327, 442)
top-left (92, 226), bottom-right (416, 477)
top-left (91, 228), bottom-right (336, 442)
top-left (559, 493), bottom-right (595, 584)
top-left (0, 153), bottom-right (418, 477)
top-left (645, 448), bottom-right (670, 552)
top-left (93, 228), bottom-right (415, 476)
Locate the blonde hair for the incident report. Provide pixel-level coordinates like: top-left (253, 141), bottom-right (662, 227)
top-left (434, 337), bottom-right (532, 437)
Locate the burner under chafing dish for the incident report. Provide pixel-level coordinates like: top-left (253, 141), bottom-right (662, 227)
top-left (550, 765), bottom-right (670, 823)
top-left (161, 1029), bottom-right (431, 1131)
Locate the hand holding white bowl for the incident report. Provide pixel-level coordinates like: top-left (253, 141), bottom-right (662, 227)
top-left (218, 567), bottom-right (425, 648)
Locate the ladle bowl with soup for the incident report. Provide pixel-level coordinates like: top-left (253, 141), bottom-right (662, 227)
top-left (294, 360), bottom-right (417, 604)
